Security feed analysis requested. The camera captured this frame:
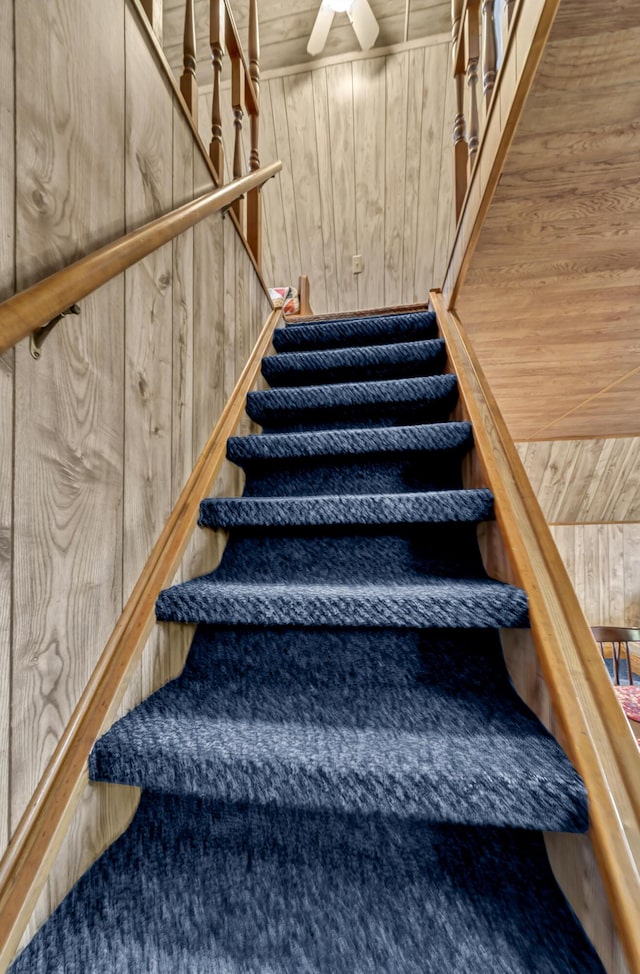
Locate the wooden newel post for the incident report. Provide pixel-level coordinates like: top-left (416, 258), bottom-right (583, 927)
top-left (246, 0), bottom-right (262, 268)
top-left (466, 0), bottom-right (480, 172)
top-left (180, 0), bottom-right (198, 125)
top-left (481, 0), bottom-right (497, 111)
top-left (451, 0), bottom-right (468, 221)
top-left (209, 0), bottom-right (224, 184)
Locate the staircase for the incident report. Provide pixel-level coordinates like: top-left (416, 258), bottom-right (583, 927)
top-left (11, 307), bottom-right (605, 972)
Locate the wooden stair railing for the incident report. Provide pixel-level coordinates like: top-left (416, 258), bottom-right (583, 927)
top-left (0, 299), bottom-right (283, 972)
top-left (0, 162), bottom-right (281, 357)
top-left (451, 0), bottom-right (504, 218)
top-left (175, 0), bottom-right (263, 266)
top-left (430, 289), bottom-right (640, 974)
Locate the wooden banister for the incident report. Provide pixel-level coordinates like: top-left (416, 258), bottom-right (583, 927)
top-left (0, 162), bottom-right (281, 356)
top-left (0, 305), bottom-right (282, 972)
top-left (430, 289), bottom-right (640, 973)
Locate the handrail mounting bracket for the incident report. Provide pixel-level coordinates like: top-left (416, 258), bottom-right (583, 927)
top-left (30, 304), bottom-right (81, 360)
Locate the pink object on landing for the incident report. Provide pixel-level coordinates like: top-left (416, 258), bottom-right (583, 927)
top-left (613, 685), bottom-right (640, 722)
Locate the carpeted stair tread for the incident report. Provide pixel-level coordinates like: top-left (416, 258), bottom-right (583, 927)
top-left (227, 421), bottom-right (472, 466)
top-left (90, 627), bottom-right (586, 832)
top-left (199, 489), bottom-right (495, 528)
top-left (246, 374), bottom-right (458, 431)
top-left (10, 793), bottom-right (604, 974)
top-left (262, 338), bottom-right (447, 386)
top-left (273, 310), bottom-right (437, 351)
top-left (156, 576), bottom-right (529, 628)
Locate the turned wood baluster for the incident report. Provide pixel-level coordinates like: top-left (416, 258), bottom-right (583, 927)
top-left (466, 0), bottom-right (480, 172)
top-left (231, 56), bottom-right (245, 223)
top-left (481, 0), bottom-right (497, 111)
top-left (451, 0), bottom-right (468, 220)
top-left (180, 0), bottom-right (198, 125)
top-left (209, 0), bottom-right (224, 183)
top-left (246, 0), bottom-right (262, 266)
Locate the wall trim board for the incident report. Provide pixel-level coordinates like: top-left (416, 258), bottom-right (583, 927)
top-left (206, 30), bottom-right (452, 90)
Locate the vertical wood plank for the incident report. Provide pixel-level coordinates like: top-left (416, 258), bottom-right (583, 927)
top-left (171, 106), bottom-right (195, 508)
top-left (268, 77), bottom-right (303, 283)
top-left (311, 68), bottom-right (339, 312)
top-left (433, 60), bottom-right (457, 286)
top-left (12, 0), bottom-right (126, 834)
top-left (413, 42), bottom-right (449, 298)
top-left (185, 155), bottom-right (225, 581)
top-left (258, 80), bottom-right (292, 286)
top-left (283, 73), bottom-right (328, 312)
top-left (401, 48), bottom-right (425, 303)
top-left (123, 6), bottom-right (174, 705)
top-left (384, 52), bottom-right (409, 306)
top-left (0, 0), bottom-right (15, 857)
top-left (353, 59), bottom-right (386, 310)
top-left (326, 62), bottom-right (358, 311)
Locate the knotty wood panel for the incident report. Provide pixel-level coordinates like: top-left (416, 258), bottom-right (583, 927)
top-left (162, 0), bottom-right (450, 80)
top-left (0, 0), bottom-right (15, 856)
top-left (551, 523), bottom-right (640, 629)
top-left (124, 7), bottom-right (175, 707)
top-left (455, 0), bottom-right (640, 440)
top-left (12, 0), bottom-right (126, 829)
top-left (6, 0), bottom-right (275, 948)
top-left (518, 437), bottom-right (640, 524)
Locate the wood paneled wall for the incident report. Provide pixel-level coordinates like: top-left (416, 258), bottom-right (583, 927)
top-left (0, 0), bottom-right (271, 945)
top-left (517, 437), bottom-right (640, 632)
top-left (199, 36), bottom-right (455, 313)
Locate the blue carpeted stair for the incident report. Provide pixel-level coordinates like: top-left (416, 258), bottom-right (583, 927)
top-left (11, 307), bottom-right (605, 973)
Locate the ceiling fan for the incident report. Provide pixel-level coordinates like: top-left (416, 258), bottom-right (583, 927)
top-left (307, 0), bottom-right (380, 56)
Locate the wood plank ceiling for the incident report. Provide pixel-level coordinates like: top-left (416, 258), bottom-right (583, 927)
top-left (457, 0), bottom-right (640, 441)
top-left (162, 0), bottom-right (450, 80)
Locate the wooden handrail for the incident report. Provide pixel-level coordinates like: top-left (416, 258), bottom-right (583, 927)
top-left (0, 306), bottom-right (282, 972)
top-left (0, 162), bottom-right (281, 357)
top-left (430, 289), bottom-right (640, 973)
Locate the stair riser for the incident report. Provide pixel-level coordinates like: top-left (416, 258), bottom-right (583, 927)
top-left (213, 525), bottom-right (487, 585)
top-left (239, 455), bottom-right (468, 498)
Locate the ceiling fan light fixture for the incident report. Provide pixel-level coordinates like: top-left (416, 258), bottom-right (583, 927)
top-left (323, 0), bottom-right (354, 13)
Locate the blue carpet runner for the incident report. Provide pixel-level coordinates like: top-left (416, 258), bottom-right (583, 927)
top-left (12, 308), bottom-right (604, 972)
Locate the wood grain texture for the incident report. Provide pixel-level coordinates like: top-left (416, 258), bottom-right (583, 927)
top-left (432, 290), bottom-right (640, 972)
top-left (12, 0), bottom-right (126, 829)
top-left (253, 38), bottom-right (451, 311)
top-left (353, 58), bottom-right (385, 309)
top-left (455, 0), bottom-right (640, 440)
top-left (3, 0), bottom-right (278, 954)
top-left (1, 304), bottom-right (281, 969)
top-left (326, 61), bottom-right (358, 311)
top-left (124, 6), bottom-right (175, 709)
top-left (551, 523), bottom-right (640, 629)
top-left (283, 73), bottom-right (328, 311)
top-left (517, 438), bottom-right (640, 524)
top-left (383, 51), bottom-right (409, 306)
top-left (162, 0), bottom-right (450, 80)
top-left (0, 0), bottom-right (15, 858)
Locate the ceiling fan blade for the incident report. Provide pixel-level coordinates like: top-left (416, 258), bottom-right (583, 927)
top-left (348, 0), bottom-right (379, 50)
top-left (307, 4), bottom-right (335, 56)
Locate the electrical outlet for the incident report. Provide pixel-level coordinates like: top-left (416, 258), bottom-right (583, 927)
top-left (352, 254), bottom-right (363, 274)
